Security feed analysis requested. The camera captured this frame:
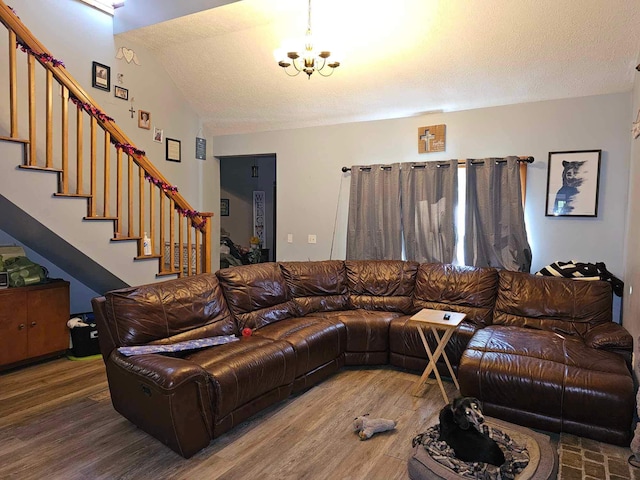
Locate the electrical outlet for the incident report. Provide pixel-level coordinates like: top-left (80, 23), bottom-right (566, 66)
top-left (287, 234), bottom-right (293, 243)
top-left (308, 234), bottom-right (317, 244)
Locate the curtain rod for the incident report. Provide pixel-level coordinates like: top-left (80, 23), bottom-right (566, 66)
top-left (341, 156), bottom-right (534, 172)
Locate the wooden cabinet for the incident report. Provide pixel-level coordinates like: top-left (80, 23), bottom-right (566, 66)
top-left (0, 280), bottom-right (70, 368)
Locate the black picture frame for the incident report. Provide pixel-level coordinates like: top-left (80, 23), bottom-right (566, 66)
top-left (221, 198), bottom-right (229, 216)
top-left (545, 150), bottom-right (602, 217)
top-left (166, 138), bottom-right (181, 163)
top-left (92, 61), bottom-right (110, 91)
top-left (114, 86), bottom-right (128, 100)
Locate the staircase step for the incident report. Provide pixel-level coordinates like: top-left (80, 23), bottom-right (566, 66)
top-left (83, 216), bottom-right (119, 221)
top-left (111, 235), bottom-right (141, 242)
top-left (54, 193), bottom-right (92, 198)
top-left (19, 165), bottom-right (62, 173)
top-left (157, 270), bottom-right (181, 277)
top-left (0, 136), bottom-right (29, 144)
top-left (134, 254), bottom-right (161, 260)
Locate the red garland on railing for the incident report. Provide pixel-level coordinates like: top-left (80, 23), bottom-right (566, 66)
top-left (112, 140), bottom-right (145, 158)
top-left (16, 39), bottom-right (65, 67)
top-left (142, 174), bottom-right (207, 228)
top-left (144, 173), bottom-right (178, 193)
top-left (177, 207), bottom-right (208, 229)
top-left (69, 96), bottom-right (114, 123)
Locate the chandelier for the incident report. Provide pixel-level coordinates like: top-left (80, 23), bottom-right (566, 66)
top-left (274, 0), bottom-right (340, 79)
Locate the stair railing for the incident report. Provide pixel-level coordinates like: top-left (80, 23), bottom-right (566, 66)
top-left (0, 1), bottom-right (212, 277)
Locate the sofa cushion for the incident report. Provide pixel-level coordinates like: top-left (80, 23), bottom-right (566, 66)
top-left (310, 309), bottom-right (402, 364)
top-left (185, 336), bottom-right (297, 419)
top-left (254, 317), bottom-right (346, 378)
top-left (345, 260), bottom-right (418, 313)
top-left (459, 325), bottom-right (634, 445)
top-left (216, 263), bottom-right (298, 330)
top-left (279, 260), bottom-right (349, 315)
top-left (413, 263), bottom-right (498, 328)
top-left (494, 270), bottom-right (613, 337)
top-left (103, 273), bottom-right (236, 346)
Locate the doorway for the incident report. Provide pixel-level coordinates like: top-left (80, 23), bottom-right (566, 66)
top-left (219, 154), bottom-right (276, 265)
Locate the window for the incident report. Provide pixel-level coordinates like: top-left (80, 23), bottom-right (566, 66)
top-left (77, 0), bottom-right (124, 15)
top-left (454, 166), bottom-right (466, 265)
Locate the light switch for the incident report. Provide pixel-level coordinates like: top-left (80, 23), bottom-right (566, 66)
top-left (287, 234), bottom-right (293, 243)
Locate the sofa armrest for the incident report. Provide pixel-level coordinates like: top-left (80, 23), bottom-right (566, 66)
top-left (110, 351), bottom-right (209, 391)
top-left (106, 351), bottom-right (213, 458)
top-left (583, 323), bottom-right (632, 351)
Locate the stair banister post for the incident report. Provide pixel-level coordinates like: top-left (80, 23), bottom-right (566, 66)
top-left (198, 213), bottom-right (213, 273)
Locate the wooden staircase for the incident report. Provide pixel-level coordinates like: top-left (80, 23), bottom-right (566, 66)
top-left (0, 1), bottom-right (212, 282)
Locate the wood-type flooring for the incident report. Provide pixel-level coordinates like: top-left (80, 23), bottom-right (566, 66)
top-left (1, 356), bottom-right (634, 479)
top-left (0, 357), bottom-right (451, 479)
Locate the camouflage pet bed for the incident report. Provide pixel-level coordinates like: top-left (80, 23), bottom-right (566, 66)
top-left (408, 417), bottom-right (557, 480)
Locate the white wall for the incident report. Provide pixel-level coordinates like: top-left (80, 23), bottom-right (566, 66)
top-left (213, 93), bottom-right (631, 277)
top-left (113, 0), bottom-right (239, 34)
top-left (623, 70), bottom-right (640, 365)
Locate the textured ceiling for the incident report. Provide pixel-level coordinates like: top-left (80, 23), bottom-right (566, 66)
top-left (118, 0), bottom-right (640, 136)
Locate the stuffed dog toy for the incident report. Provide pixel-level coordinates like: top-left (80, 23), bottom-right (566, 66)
top-left (353, 415), bottom-right (396, 440)
top-left (438, 397), bottom-right (505, 466)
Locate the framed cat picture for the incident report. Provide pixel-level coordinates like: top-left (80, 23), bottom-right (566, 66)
top-left (545, 150), bottom-right (601, 217)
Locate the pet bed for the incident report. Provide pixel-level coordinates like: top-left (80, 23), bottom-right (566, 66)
top-left (408, 417), bottom-right (557, 480)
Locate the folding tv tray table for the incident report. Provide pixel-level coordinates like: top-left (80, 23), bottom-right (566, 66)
top-left (410, 308), bottom-right (466, 403)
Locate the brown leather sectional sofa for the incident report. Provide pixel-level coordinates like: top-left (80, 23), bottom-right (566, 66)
top-left (91, 260), bottom-right (634, 458)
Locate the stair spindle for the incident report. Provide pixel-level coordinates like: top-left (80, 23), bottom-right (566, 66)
top-left (115, 149), bottom-right (122, 238)
top-left (159, 189), bottom-right (165, 269)
top-left (89, 116), bottom-right (97, 216)
top-left (169, 199), bottom-right (175, 273)
top-left (76, 105), bottom-right (83, 194)
top-left (187, 223), bottom-right (192, 276)
top-left (178, 215), bottom-right (184, 276)
top-left (60, 85), bottom-right (69, 194)
top-left (27, 54), bottom-right (35, 165)
top-left (103, 130), bottom-right (110, 217)
top-left (127, 154), bottom-right (134, 237)
top-left (149, 182), bottom-right (155, 254)
top-left (45, 69), bottom-right (53, 168)
top-left (9, 30), bottom-right (17, 137)
top-left (138, 165), bottom-right (145, 256)
top-left (195, 228), bottom-right (201, 274)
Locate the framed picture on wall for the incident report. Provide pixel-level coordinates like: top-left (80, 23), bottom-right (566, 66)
top-left (220, 198), bottom-right (229, 216)
top-left (166, 138), bottom-right (181, 162)
top-left (114, 86), bottom-right (128, 100)
top-left (138, 110), bottom-right (151, 130)
top-left (91, 61), bottom-right (110, 91)
top-left (545, 150), bottom-right (601, 217)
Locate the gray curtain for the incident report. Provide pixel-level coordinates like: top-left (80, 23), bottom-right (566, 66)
top-left (401, 160), bottom-right (458, 263)
top-left (346, 164), bottom-right (402, 260)
top-left (464, 156), bottom-right (532, 272)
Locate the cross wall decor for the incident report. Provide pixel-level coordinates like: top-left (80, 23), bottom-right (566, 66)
top-left (418, 124), bottom-right (446, 154)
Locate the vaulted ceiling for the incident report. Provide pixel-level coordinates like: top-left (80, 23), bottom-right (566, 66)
top-left (117, 0), bottom-right (640, 136)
